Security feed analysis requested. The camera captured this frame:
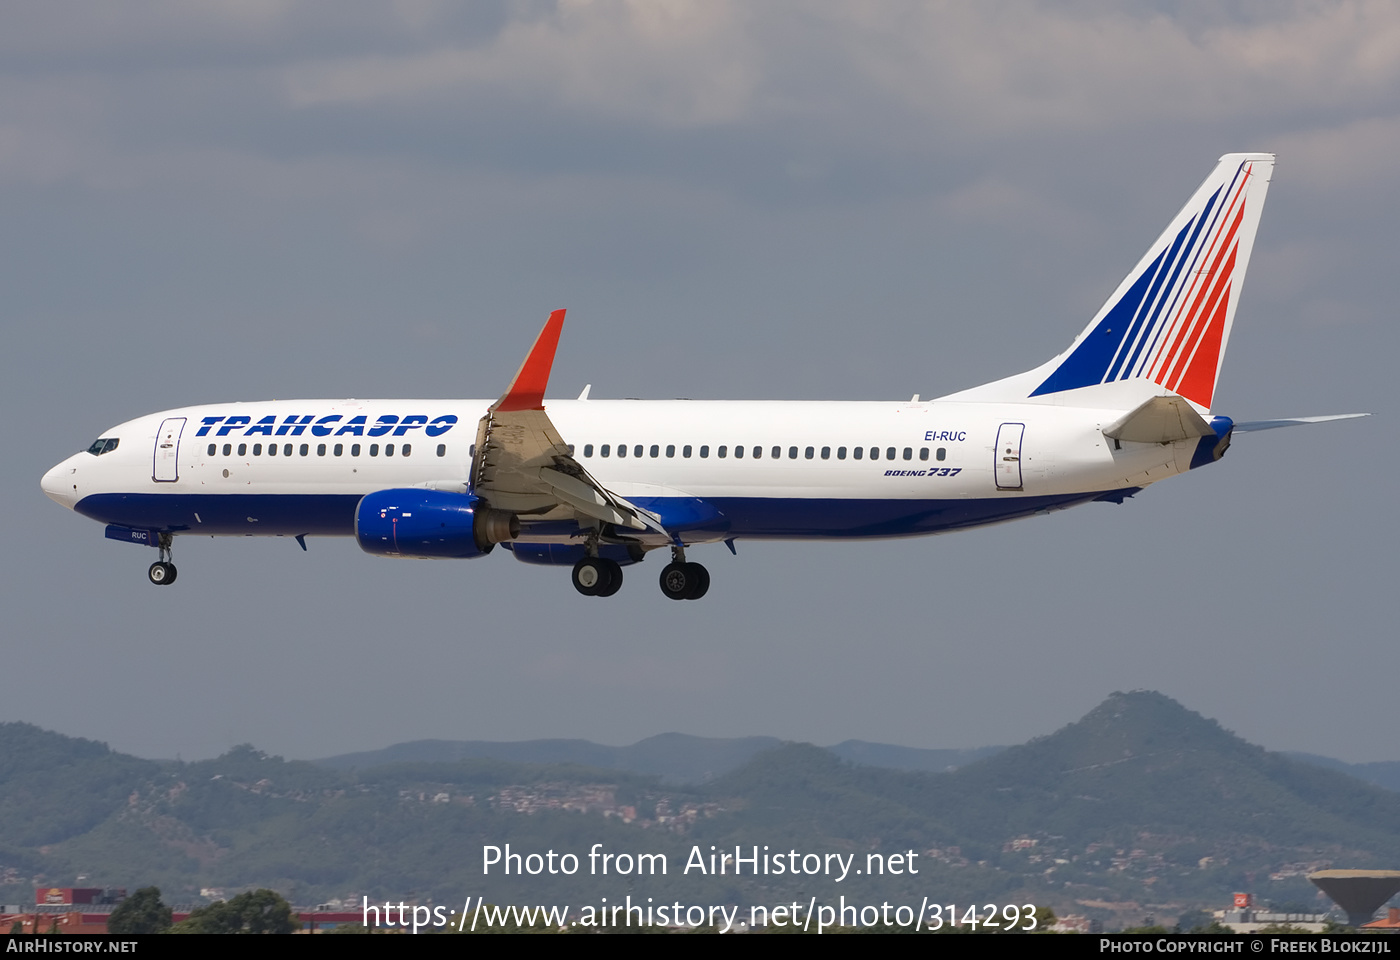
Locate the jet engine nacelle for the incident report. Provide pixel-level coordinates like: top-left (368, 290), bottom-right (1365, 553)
top-left (355, 489), bottom-right (519, 559)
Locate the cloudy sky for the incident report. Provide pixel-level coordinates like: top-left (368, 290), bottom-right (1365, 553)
top-left (5, 1), bottom-right (1396, 762)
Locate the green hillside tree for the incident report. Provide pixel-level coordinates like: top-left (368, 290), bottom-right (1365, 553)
top-left (171, 889), bottom-right (297, 934)
top-left (107, 887), bottom-right (172, 934)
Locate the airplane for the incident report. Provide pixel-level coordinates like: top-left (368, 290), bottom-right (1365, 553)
top-left (40, 153), bottom-right (1366, 600)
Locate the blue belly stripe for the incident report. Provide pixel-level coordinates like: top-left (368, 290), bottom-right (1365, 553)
top-left (75, 490), bottom-right (1113, 541)
top-left (76, 493), bottom-right (363, 536)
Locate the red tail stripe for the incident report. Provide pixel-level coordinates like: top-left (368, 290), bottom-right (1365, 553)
top-left (1164, 233), bottom-right (1239, 391)
top-left (1169, 241), bottom-right (1237, 388)
top-left (1154, 194), bottom-right (1246, 388)
top-left (1148, 164), bottom-right (1252, 384)
top-left (1173, 279), bottom-right (1231, 408)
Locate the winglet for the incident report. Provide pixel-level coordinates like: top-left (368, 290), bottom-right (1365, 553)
top-left (494, 309), bottom-right (566, 412)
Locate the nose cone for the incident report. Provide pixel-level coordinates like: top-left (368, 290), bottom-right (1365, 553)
top-left (41, 457), bottom-right (80, 509)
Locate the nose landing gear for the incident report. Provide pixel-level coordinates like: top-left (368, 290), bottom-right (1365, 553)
top-left (148, 532), bottom-right (177, 586)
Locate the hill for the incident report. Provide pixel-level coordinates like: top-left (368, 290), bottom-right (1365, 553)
top-left (317, 733), bottom-right (786, 783)
top-left (320, 733), bottom-right (1400, 794)
top-left (697, 692), bottom-right (1400, 905)
top-left (1287, 754), bottom-right (1400, 793)
top-left (1, 693), bottom-right (1398, 924)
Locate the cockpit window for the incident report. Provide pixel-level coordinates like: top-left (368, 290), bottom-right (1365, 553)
top-left (87, 438), bottom-right (119, 456)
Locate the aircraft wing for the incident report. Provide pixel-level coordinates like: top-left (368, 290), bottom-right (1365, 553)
top-left (469, 310), bottom-right (665, 535)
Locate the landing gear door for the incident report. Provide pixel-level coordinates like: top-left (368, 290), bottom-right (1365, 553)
top-left (153, 417), bottom-right (186, 482)
top-left (995, 422), bottom-right (1024, 491)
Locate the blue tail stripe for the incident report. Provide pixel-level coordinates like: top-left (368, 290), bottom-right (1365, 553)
top-left (1116, 193), bottom-right (1217, 381)
top-left (1128, 184), bottom-right (1225, 379)
top-left (1106, 216), bottom-right (1193, 381)
top-left (1031, 174), bottom-right (1240, 398)
top-left (1029, 248), bottom-right (1164, 397)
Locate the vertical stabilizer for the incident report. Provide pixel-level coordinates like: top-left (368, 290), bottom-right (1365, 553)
top-left (943, 154), bottom-right (1273, 412)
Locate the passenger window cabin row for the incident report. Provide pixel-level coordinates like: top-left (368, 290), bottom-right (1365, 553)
top-left (580, 444), bottom-right (949, 462)
top-left (203, 440), bottom-right (950, 465)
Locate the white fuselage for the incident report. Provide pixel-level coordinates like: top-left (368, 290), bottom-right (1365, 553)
top-left (42, 397), bottom-right (1204, 546)
top-left (35, 155), bottom-right (1279, 595)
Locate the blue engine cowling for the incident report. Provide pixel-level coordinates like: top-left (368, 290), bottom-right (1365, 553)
top-left (355, 489), bottom-right (519, 559)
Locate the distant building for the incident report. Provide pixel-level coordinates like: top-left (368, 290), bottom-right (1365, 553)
top-left (0, 891), bottom-right (130, 936)
top-left (35, 887), bottom-right (125, 906)
top-left (1363, 908), bottom-right (1400, 932)
top-left (1217, 893), bottom-right (1329, 933)
top-left (1, 911), bottom-right (110, 935)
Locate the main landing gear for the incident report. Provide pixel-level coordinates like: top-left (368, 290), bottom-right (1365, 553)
top-left (571, 544), bottom-right (710, 599)
top-left (148, 532), bottom-right (177, 586)
top-left (572, 556), bottom-right (623, 597)
top-left (659, 544), bottom-right (708, 601)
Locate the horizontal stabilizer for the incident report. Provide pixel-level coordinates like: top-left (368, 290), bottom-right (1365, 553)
top-left (1103, 394), bottom-right (1216, 444)
top-left (1233, 413), bottom-right (1370, 433)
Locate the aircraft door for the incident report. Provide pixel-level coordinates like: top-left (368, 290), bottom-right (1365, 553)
top-left (995, 422), bottom-right (1024, 491)
top-left (153, 417), bottom-right (186, 482)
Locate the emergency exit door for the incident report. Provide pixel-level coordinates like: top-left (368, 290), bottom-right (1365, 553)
top-left (153, 418), bottom-right (186, 482)
top-left (995, 422), bottom-right (1024, 491)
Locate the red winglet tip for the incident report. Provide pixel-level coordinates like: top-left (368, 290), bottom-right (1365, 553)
top-left (495, 309), bottom-right (566, 411)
